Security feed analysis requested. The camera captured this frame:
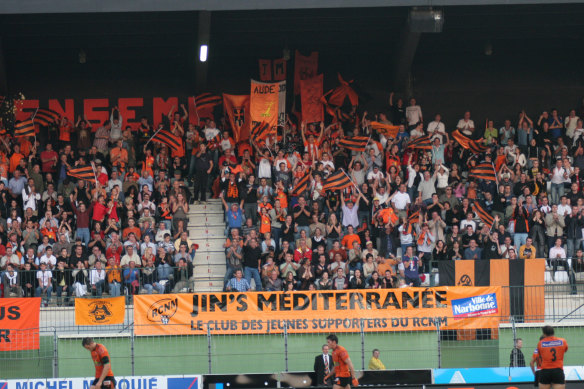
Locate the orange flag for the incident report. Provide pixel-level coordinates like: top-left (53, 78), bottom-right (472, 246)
top-left (250, 79), bottom-right (283, 131)
top-left (294, 50), bottom-right (318, 95)
top-left (327, 73), bottom-right (359, 107)
top-left (300, 74), bottom-right (324, 123)
top-left (258, 59), bottom-right (272, 81)
top-left (223, 94), bottom-right (251, 142)
top-left (75, 296), bottom-right (126, 325)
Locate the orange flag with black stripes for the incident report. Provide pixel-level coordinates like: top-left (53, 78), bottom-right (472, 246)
top-left (193, 93), bottom-right (222, 125)
top-left (371, 121), bottom-right (400, 138)
top-left (223, 94), bottom-right (251, 142)
top-left (34, 108), bottom-right (60, 127)
top-left (339, 136), bottom-right (370, 152)
top-left (470, 163), bottom-right (497, 181)
top-left (14, 119), bottom-right (35, 137)
top-left (322, 170), bottom-right (353, 191)
top-left (67, 165), bottom-right (96, 182)
top-left (300, 74), bottom-right (324, 123)
top-left (292, 171), bottom-right (312, 196)
top-left (472, 202), bottom-right (495, 228)
top-left (325, 73), bottom-right (359, 107)
top-left (406, 135), bottom-right (432, 150)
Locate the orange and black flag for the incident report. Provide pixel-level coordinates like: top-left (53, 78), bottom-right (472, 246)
top-left (472, 202), bottom-right (495, 228)
top-left (370, 121), bottom-right (400, 138)
top-left (292, 172), bottom-right (312, 196)
top-left (322, 170), bottom-right (353, 191)
top-left (439, 259), bottom-right (545, 323)
top-left (406, 135), bottom-right (432, 150)
top-left (407, 210), bottom-right (420, 224)
top-left (194, 93), bottom-right (222, 125)
top-left (34, 109), bottom-right (60, 127)
top-left (67, 165), bottom-right (96, 182)
top-left (339, 136), bottom-right (370, 152)
top-left (151, 130), bottom-right (185, 156)
top-left (207, 134), bottom-right (222, 150)
top-left (14, 119), bottom-right (35, 138)
top-left (470, 163), bottom-right (497, 181)
top-left (325, 73), bottom-right (359, 107)
top-left (251, 121), bottom-right (273, 142)
top-left (452, 130), bottom-right (489, 154)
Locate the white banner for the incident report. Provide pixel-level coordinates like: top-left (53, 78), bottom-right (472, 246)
top-left (0, 375), bottom-right (202, 389)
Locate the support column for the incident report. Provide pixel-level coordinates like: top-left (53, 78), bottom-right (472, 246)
top-left (392, 25), bottom-right (420, 97)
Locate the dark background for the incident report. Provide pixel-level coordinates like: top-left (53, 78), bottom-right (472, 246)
top-left (2, 4), bottom-right (584, 126)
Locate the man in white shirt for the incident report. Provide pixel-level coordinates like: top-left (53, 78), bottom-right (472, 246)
top-left (405, 97), bottom-right (423, 128)
top-left (89, 261), bottom-right (107, 296)
top-left (36, 262), bottom-right (53, 306)
top-left (550, 159), bottom-right (568, 205)
top-left (557, 196), bottom-right (572, 216)
top-left (1, 246), bottom-right (20, 270)
top-left (427, 114), bottom-right (446, 135)
top-left (457, 111), bottom-right (475, 136)
top-left (120, 245), bottom-right (142, 267)
top-left (391, 184), bottom-right (411, 218)
top-left (39, 246), bottom-right (57, 269)
top-left (203, 120), bottom-right (220, 141)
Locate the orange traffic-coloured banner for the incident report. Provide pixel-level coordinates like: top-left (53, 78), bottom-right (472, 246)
top-left (0, 298), bottom-right (41, 351)
top-left (75, 296), bottom-right (126, 325)
top-left (133, 287), bottom-right (501, 336)
top-left (250, 80), bottom-right (285, 131)
top-left (300, 74), bottom-right (324, 123)
top-left (223, 94), bottom-right (251, 142)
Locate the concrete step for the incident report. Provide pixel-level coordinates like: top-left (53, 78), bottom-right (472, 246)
top-left (194, 252), bottom-right (226, 266)
top-left (193, 277), bottom-right (225, 291)
top-left (189, 227), bottom-right (225, 238)
top-left (189, 213), bottom-right (224, 223)
top-left (194, 264), bottom-right (226, 276)
top-left (193, 284), bottom-right (224, 292)
top-left (193, 238), bottom-right (226, 252)
top-left (188, 203), bottom-right (223, 212)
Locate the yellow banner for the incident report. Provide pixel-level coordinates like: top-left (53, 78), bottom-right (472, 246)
top-left (75, 296), bottom-right (126, 325)
top-left (133, 287), bottom-right (501, 335)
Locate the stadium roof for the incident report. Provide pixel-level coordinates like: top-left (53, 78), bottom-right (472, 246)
top-left (0, 0), bottom-right (582, 14)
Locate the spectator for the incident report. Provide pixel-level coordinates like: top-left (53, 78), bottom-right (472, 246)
top-left (225, 269), bottom-right (251, 292)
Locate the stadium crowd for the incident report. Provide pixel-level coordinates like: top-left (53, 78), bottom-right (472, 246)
top-left (1, 96), bottom-right (584, 303)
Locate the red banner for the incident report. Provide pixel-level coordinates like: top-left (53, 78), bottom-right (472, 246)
top-left (294, 50), bottom-right (318, 95)
top-left (258, 59), bottom-right (272, 81)
top-left (223, 94), bottom-right (251, 142)
top-left (300, 74), bottom-right (324, 123)
top-left (0, 298), bottom-right (41, 351)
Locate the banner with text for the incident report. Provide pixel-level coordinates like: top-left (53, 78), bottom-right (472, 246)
top-left (0, 375), bottom-right (202, 389)
top-left (250, 80), bottom-right (286, 131)
top-left (133, 287), bottom-right (501, 335)
top-left (0, 298), bottom-right (41, 351)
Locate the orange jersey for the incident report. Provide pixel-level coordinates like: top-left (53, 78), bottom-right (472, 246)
top-left (536, 336), bottom-right (568, 370)
top-left (332, 345), bottom-right (351, 378)
top-left (91, 343), bottom-right (114, 378)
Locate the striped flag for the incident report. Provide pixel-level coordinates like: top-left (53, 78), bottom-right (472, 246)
top-left (34, 109), bottom-right (60, 126)
top-left (151, 130), bottom-right (185, 155)
top-left (208, 134), bottom-right (222, 150)
top-left (406, 135), bottom-right (432, 150)
top-left (14, 119), bottom-right (35, 137)
top-left (452, 130), bottom-right (489, 154)
top-left (251, 121), bottom-right (273, 142)
top-left (370, 121), bottom-right (400, 138)
top-left (322, 170), bottom-right (353, 191)
top-left (339, 136), bottom-right (370, 152)
top-left (472, 202), bottom-right (495, 228)
top-left (469, 162), bottom-right (497, 181)
top-left (407, 210), bottom-right (420, 224)
top-left (292, 172), bottom-right (312, 196)
top-left (67, 165), bottom-right (96, 182)
top-left (194, 93), bottom-right (222, 125)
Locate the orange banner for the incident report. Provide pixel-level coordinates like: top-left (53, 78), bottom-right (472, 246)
top-left (223, 94), bottom-right (251, 142)
top-left (75, 296), bottom-right (126, 325)
top-left (133, 287), bottom-right (501, 336)
top-left (250, 80), bottom-right (283, 132)
top-left (301, 74), bottom-right (324, 123)
top-left (294, 50), bottom-right (318, 95)
top-left (0, 298), bottom-right (40, 351)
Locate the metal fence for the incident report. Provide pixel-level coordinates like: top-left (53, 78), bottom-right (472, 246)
top-left (2, 319), bottom-right (584, 379)
top-left (2, 284), bottom-right (584, 379)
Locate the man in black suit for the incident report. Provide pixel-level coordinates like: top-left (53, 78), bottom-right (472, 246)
top-left (314, 344), bottom-right (333, 386)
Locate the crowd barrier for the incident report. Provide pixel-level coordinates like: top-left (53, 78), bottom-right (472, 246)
top-left (0, 376), bottom-right (202, 389)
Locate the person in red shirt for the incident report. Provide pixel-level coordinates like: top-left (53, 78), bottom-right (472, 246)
top-left (324, 334), bottom-right (358, 389)
top-left (82, 337), bottom-right (116, 389)
top-left (534, 326), bottom-right (568, 389)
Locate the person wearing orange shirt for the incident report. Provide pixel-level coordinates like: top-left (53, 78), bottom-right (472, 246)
top-left (301, 121), bottom-right (325, 162)
top-left (9, 144), bottom-right (24, 173)
top-left (59, 117), bottom-right (73, 148)
top-left (82, 337), bottom-right (116, 389)
top-left (110, 140), bottom-right (128, 171)
top-left (341, 225), bottom-right (361, 250)
top-left (533, 326), bottom-right (568, 389)
top-left (324, 334), bottom-right (358, 389)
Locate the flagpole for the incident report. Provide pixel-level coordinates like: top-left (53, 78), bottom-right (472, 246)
top-left (193, 96), bottom-right (201, 126)
top-left (492, 162), bottom-right (499, 188)
top-left (31, 108), bottom-right (39, 147)
top-left (144, 125), bottom-right (164, 149)
top-left (341, 168), bottom-right (363, 196)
